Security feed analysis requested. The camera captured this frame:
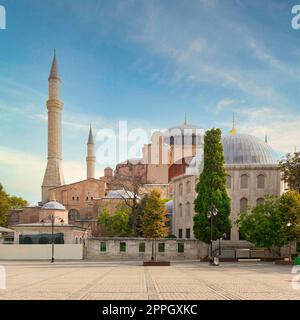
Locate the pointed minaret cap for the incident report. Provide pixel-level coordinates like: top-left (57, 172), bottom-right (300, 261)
top-left (49, 49), bottom-right (60, 80)
top-left (88, 124), bottom-right (94, 144)
top-left (229, 113), bottom-right (237, 135)
top-left (265, 131), bottom-right (268, 144)
top-left (183, 113), bottom-right (188, 127)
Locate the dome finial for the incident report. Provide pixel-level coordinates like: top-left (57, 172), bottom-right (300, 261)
top-left (265, 131), bottom-right (268, 144)
top-left (229, 112), bottom-right (237, 135)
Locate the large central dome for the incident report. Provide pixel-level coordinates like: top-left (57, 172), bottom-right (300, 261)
top-left (222, 134), bottom-right (278, 165)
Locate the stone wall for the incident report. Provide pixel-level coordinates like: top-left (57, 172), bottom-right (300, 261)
top-left (86, 238), bottom-right (208, 261)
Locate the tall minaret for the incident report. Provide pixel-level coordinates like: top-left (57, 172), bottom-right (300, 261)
top-left (86, 125), bottom-right (96, 179)
top-left (41, 49), bottom-right (65, 203)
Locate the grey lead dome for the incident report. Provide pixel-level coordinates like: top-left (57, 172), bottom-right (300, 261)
top-left (42, 201), bottom-right (66, 210)
top-left (222, 134), bottom-right (278, 165)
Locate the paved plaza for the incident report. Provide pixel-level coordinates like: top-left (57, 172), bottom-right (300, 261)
top-left (0, 261), bottom-right (299, 300)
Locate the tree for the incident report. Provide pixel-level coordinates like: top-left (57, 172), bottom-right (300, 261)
top-left (0, 184), bottom-right (9, 226)
top-left (112, 172), bottom-right (146, 235)
top-left (139, 190), bottom-right (169, 239)
top-left (8, 196), bottom-right (28, 209)
top-left (237, 192), bottom-right (300, 256)
top-left (98, 204), bottom-right (131, 237)
top-left (193, 128), bottom-right (231, 244)
top-left (279, 152), bottom-right (300, 193)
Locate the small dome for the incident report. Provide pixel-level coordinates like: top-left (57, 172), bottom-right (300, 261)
top-left (165, 200), bottom-right (173, 214)
top-left (42, 201), bottom-right (65, 210)
top-left (222, 134), bottom-right (278, 165)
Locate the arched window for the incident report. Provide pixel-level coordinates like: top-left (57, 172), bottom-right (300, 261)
top-left (170, 136), bottom-right (174, 145)
top-left (192, 133), bottom-right (196, 145)
top-left (178, 203), bottom-right (183, 217)
top-left (68, 209), bottom-right (80, 221)
top-left (256, 197), bottom-right (265, 205)
top-left (240, 174), bottom-right (249, 189)
top-left (179, 183), bottom-right (183, 196)
top-left (186, 180), bottom-right (191, 193)
top-left (226, 175), bottom-right (232, 189)
top-left (240, 198), bottom-right (248, 213)
top-left (257, 174), bottom-right (265, 189)
top-left (186, 202), bottom-right (191, 217)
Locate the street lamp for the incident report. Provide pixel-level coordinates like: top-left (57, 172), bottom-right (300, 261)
top-left (207, 204), bottom-right (218, 265)
top-left (49, 215), bottom-right (64, 263)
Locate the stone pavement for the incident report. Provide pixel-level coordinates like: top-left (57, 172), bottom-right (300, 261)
top-left (0, 261), bottom-right (299, 300)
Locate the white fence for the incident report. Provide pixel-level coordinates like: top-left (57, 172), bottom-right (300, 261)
top-left (0, 244), bottom-right (83, 260)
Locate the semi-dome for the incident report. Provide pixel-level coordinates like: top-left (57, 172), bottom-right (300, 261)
top-left (222, 134), bottom-right (278, 165)
top-left (42, 201), bottom-right (65, 210)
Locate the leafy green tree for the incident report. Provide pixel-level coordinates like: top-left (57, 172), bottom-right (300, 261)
top-left (237, 192), bottom-right (300, 256)
top-left (8, 196), bottom-right (28, 209)
top-left (0, 184), bottom-right (9, 226)
top-left (139, 190), bottom-right (169, 239)
top-left (193, 128), bottom-right (231, 243)
top-left (98, 204), bottom-right (131, 237)
top-left (279, 152), bottom-right (300, 193)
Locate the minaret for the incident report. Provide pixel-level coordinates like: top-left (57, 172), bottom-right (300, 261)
top-left (86, 125), bottom-right (96, 179)
top-left (41, 49), bottom-right (65, 203)
top-left (229, 113), bottom-right (237, 135)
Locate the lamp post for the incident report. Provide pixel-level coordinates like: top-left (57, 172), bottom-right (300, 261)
top-left (207, 204), bottom-right (218, 265)
top-left (49, 215), bottom-right (64, 263)
top-left (287, 222), bottom-right (292, 262)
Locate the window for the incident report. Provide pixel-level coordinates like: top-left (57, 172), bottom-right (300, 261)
top-left (240, 174), bottom-right (248, 189)
top-left (139, 242), bottom-right (145, 253)
top-left (100, 242), bottom-right (106, 252)
top-left (86, 196), bottom-right (88, 201)
top-left (178, 203), bottom-right (183, 217)
top-left (186, 180), bottom-right (191, 193)
top-left (120, 242), bottom-right (126, 252)
top-left (297, 242), bottom-right (300, 253)
top-left (68, 209), bottom-right (80, 221)
top-left (186, 228), bottom-right (191, 239)
top-left (75, 237), bottom-right (78, 244)
top-left (226, 175), bottom-right (232, 189)
top-left (178, 243), bottom-right (184, 253)
top-left (186, 202), bottom-right (191, 217)
top-left (158, 243), bottom-right (165, 253)
top-left (178, 229), bottom-right (183, 239)
top-left (72, 196), bottom-right (75, 200)
top-left (91, 197), bottom-right (93, 200)
top-left (240, 198), bottom-right (248, 213)
top-left (192, 133), bottom-right (196, 145)
top-left (256, 197), bottom-right (265, 205)
top-left (77, 196), bottom-right (79, 201)
top-left (170, 136), bottom-right (174, 145)
top-left (179, 183), bottom-right (183, 196)
top-left (257, 174), bottom-right (265, 189)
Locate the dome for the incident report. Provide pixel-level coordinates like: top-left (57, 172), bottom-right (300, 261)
top-left (42, 201), bottom-right (66, 210)
top-left (165, 200), bottom-right (173, 214)
top-left (222, 134), bottom-right (278, 165)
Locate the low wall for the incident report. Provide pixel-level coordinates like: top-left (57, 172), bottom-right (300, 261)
top-left (86, 238), bottom-right (208, 261)
top-left (0, 244), bottom-right (83, 260)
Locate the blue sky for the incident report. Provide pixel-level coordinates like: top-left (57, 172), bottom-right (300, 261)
top-left (0, 0), bottom-right (300, 203)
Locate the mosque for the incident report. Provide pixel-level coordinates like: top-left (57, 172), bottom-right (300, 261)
top-left (8, 50), bottom-right (284, 243)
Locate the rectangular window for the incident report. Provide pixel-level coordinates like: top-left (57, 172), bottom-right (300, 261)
top-left (100, 242), bottom-right (106, 252)
top-left (186, 228), bottom-right (191, 239)
top-left (158, 243), bottom-right (165, 253)
top-left (139, 242), bottom-right (145, 253)
top-left (178, 242), bottom-right (184, 253)
top-left (178, 229), bottom-right (183, 239)
top-left (120, 242), bottom-right (126, 252)
top-left (297, 242), bottom-right (300, 253)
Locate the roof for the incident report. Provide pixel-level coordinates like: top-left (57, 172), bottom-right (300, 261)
top-left (42, 201), bottom-right (66, 210)
top-left (49, 49), bottom-right (60, 80)
top-left (0, 227), bottom-right (15, 233)
top-left (104, 189), bottom-right (135, 199)
top-left (88, 125), bottom-right (94, 144)
top-left (222, 134), bottom-right (279, 165)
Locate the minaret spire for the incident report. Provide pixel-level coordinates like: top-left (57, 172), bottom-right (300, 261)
top-left (86, 124), bottom-right (96, 179)
top-left (41, 50), bottom-right (65, 203)
top-left (184, 113), bottom-right (188, 126)
top-left (229, 113), bottom-right (237, 135)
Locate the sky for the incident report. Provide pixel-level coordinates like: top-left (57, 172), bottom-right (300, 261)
top-left (0, 0), bottom-right (300, 203)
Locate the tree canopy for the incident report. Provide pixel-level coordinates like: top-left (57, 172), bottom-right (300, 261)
top-left (193, 128), bottom-right (231, 243)
top-left (139, 190), bottom-right (169, 239)
top-left (237, 191), bottom-right (300, 254)
top-left (279, 152), bottom-right (300, 193)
